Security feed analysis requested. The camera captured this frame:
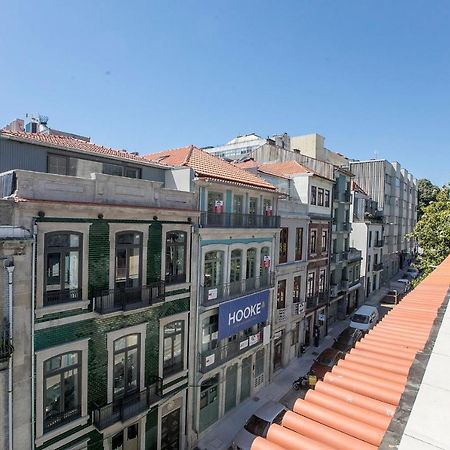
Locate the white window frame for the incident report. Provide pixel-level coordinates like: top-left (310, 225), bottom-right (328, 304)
top-left (106, 323), bottom-right (147, 404)
top-left (35, 338), bottom-right (90, 446)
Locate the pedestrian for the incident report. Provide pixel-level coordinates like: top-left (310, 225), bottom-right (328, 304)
top-left (313, 325), bottom-right (320, 347)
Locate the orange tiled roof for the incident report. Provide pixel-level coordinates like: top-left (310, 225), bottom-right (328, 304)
top-left (0, 130), bottom-right (164, 167)
top-left (252, 255), bottom-right (450, 450)
top-left (257, 161), bottom-right (313, 179)
top-left (144, 146), bottom-right (276, 191)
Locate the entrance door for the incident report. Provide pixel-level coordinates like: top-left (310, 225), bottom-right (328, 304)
top-left (199, 376), bottom-right (219, 432)
top-left (240, 356), bottom-right (252, 402)
top-left (224, 364), bottom-right (238, 413)
top-left (161, 408), bottom-right (181, 450)
top-left (112, 424), bottom-right (139, 450)
top-left (273, 338), bottom-right (283, 371)
top-left (304, 316), bottom-right (312, 347)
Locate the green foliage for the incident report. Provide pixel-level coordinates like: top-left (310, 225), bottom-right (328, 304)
top-left (417, 178), bottom-right (440, 220)
top-left (412, 186), bottom-right (450, 280)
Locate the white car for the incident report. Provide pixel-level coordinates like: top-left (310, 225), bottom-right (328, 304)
top-left (232, 401), bottom-right (287, 450)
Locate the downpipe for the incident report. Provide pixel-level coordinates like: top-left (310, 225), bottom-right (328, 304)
top-left (31, 221), bottom-right (37, 449)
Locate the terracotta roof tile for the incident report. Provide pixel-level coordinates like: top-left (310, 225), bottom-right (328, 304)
top-left (257, 160), bottom-right (313, 179)
top-left (0, 130), bottom-right (163, 167)
top-left (144, 146), bottom-right (276, 191)
top-left (252, 255), bottom-right (450, 450)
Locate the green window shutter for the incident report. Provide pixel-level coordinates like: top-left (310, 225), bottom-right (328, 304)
top-left (147, 222), bottom-right (162, 283)
top-left (88, 220), bottom-right (110, 298)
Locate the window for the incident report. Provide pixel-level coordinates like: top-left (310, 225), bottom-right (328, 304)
top-left (368, 231), bottom-right (372, 248)
top-left (48, 154), bottom-right (77, 176)
top-left (43, 352), bottom-right (81, 432)
top-left (202, 315), bottom-right (218, 352)
top-left (204, 251), bottom-right (224, 287)
top-left (161, 408), bottom-right (181, 450)
top-left (310, 229), bottom-right (317, 254)
top-left (165, 231), bottom-right (187, 284)
top-left (295, 228), bottom-right (303, 261)
top-left (321, 230), bottom-right (328, 252)
top-left (319, 269), bottom-right (326, 293)
top-left (230, 250), bottom-right (242, 284)
top-left (324, 190), bottom-right (330, 207)
top-left (279, 228), bottom-right (288, 263)
top-left (103, 163), bottom-right (123, 177)
top-left (246, 248), bottom-right (257, 279)
top-left (368, 255), bottom-right (371, 272)
top-left (233, 195), bottom-right (243, 214)
top-left (260, 247), bottom-right (271, 286)
top-left (207, 192), bottom-right (224, 213)
top-left (115, 232), bottom-right (142, 290)
top-left (293, 276), bottom-right (301, 303)
top-left (310, 186), bottom-right (317, 205)
top-left (307, 272), bottom-right (315, 297)
top-left (277, 280), bottom-right (286, 309)
top-left (113, 334), bottom-right (140, 400)
top-left (44, 232), bottom-right (82, 306)
top-left (163, 321), bottom-right (184, 377)
top-left (249, 197), bottom-right (258, 215)
top-left (318, 188), bottom-right (324, 206)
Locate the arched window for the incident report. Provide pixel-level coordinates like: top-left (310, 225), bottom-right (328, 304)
top-left (43, 352), bottom-right (81, 431)
top-left (115, 232), bottom-right (142, 289)
top-left (204, 251), bottom-right (224, 287)
top-left (163, 321), bottom-right (184, 377)
top-left (113, 334), bottom-right (140, 399)
top-left (165, 231), bottom-right (187, 284)
top-left (44, 232), bottom-right (82, 305)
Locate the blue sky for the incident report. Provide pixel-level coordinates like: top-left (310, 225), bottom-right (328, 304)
top-left (1, 0), bottom-right (449, 185)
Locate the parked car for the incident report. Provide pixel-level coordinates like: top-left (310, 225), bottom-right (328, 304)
top-left (332, 327), bottom-right (364, 352)
top-left (406, 267), bottom-right (419, 279)
top-left (396, 278), bottom-right (412, 291)
top-left (383, 289), bottom-right (401, 305)
top-left (309, 347), bottom-right (346, 379)
top-left (232, 401), bottom-right (287, 450)
top-left (349, 305), bottom-right (379, 332)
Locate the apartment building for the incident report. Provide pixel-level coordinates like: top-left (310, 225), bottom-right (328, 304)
top-left (0, 127), bottom-right (199, 450)
top-left (144, 147), bottom-right (280, 447)
top-left (351, 183), bottom-right (384, 299)
top-left (349, 160), bottom-right (417, 280)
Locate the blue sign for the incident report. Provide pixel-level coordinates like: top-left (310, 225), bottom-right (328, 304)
top-left (218, 290), bottom-right (269, 340)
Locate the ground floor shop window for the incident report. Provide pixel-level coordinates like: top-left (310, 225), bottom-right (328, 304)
top-left (199, 376), bottom-right (219, 432)
top-left (161, 408), bottom-right (181, 450)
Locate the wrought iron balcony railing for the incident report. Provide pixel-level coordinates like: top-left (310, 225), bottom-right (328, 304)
top-left (199, 331), bottom-right (263, 373)
top-left (201, 272), bottom-right (275, 307)
top-left (373, 262), bottom-right (384, 271)
top-left (93, 282), bottom-right (165, 314)
top-left (93, 377), bottom-right (162, 430)
top-left (43, 288), bottom-right (82, 307)
top-left (44, 407), bottom-right (81, 432)
top-left (199, 212), bottom-right (280, 229)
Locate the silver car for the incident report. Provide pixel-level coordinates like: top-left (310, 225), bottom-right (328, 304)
top-left (231, 401), bottom-right (287, 450)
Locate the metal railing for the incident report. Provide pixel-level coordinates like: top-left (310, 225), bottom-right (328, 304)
top-left (373, 262), bottom-right (384, 271)
top-left (0, 328), bottom-right (13, 362)
top-left (44, 407), bottom-right (81, 432)
top-left (374, 239), bottom-right (384, 247)
top-left (43, 288), bottom-right (82, 307)
top-left (201, 272), bottom-right (274, 306)
top-left (348, 248), bottom-right (362, 261)
top-left (318, 291), bottom-right (329, 306)
top-left (93, 377), bottom-right (162, 430)
top-left (200, 212), bottom-right (280, 229)
top-left (340, 279), bottom-right (350, 290)
top-left (276, 308), bottom-right (287, 323)
top-left (199, 332), bottom-right (263, 373)
top-left (93, 282), bottom-right (165, 314)
top-left (306, 294), bottom-right (318, 310)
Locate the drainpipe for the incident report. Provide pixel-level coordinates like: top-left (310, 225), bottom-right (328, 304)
top-left (5, 261), bottom-right (15, 450)
top-left (31, 220), bottom-right (37, 449)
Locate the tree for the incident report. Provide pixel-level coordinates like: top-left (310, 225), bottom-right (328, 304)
top-left (417, 178), bottom-right (440, 220)
top-left (412, 185), bottom-right (450, 283)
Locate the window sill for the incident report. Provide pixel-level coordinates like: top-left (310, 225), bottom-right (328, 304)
top-left (165, 281), bottom-right (191, 292)
top-left (162, 369), bottom-right (188, 386)
top-left (36, 415), bottom-right (89, 447)
top-left (36, 300), bottom-right (90, 318)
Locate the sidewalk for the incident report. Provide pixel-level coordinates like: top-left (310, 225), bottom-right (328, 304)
top-left (196, 320), bottom-right (349, 450)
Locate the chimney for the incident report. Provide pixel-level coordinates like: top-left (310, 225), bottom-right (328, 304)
top-left (4, 119), bottom-right (24, 132)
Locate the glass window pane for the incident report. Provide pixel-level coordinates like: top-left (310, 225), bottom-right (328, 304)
top-left (45, 374), bottom-right (62, 417)
top-left (128, 248), bottom-right (140, 280)
top-left (116, 249), bottom-right (127, 282)
top-left (63, 368), bottom-right (79, 410)
top-left (114, 353), bottom-right (125, 395)
top-left (127, 348), bottom-right (138, 390)
top-left (65, 251), bottom-right (79, 289)
top-left (47, 253), bottom-right (61, 286)
top-left (114, 337), bottom-right (126, 352)
top-left (61, 352), bottom-right (78, 368)
top-left (45, 355), bottom-right (61, 372)
top-left (69, 234), bottom-right (80, 247)
top-left (126, 334), bottom-right (138, 347)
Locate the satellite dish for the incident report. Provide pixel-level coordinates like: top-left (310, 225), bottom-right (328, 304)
top-left (38, 115), bottom-right (49, 125)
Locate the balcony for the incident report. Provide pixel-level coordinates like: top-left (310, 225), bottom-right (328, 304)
top-left (44, 407), bottom-right (81, 433)
top-left (292, 302), bottom-right (304, 316)
top-left (44, 288), bottom-right (82, 307)
top-left (201, 272), bottom-right (275, 307)
top-left (340, 279), bottom-right (350, 290)
top-left (306, 294), bottom-right (317, 311)
top-left (374, 239), bottom-right (384, 248)
top-left (348, 248), bottom-right (362, 262)
top-left (276, 308), bottom-right (287, 323)
top-left (199, 331), bottom-right (263, 373)
top-left (0, 328), bottom-right (13, 362)
top-left (199, 212), bottom-right (280, 229)
top-left (373, 262), bottom-right (384, 271)
top-left (93, 378), bottom-right (162, 430)
top-left (93, 282), bottom-right (165, 314)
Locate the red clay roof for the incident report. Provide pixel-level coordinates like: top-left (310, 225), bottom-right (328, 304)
top-left (252, 255), bottom-right (450, 450)
top-left (144, 146), bottom-right (276, 191)
top-left (257, 161), bottom-right (313, 179)
top-left (0, 130), bottom-right (163, 167)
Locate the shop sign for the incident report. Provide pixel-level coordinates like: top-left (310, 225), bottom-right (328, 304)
top-left (218, 290), bottom-right (269, 340)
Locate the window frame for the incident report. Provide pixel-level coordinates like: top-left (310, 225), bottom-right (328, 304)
top-left (293, 276), bottom-right (301, 303)
top-left (277, 279), bottom-right (286, 309)
top-left (165, 230), bottom-right (187, 284)
top-left (310, 186), bottom-right (317, 205)
top-left (163, 320), bottom-right (185, 378)
top-left (321, 230), bottom-right (328, 253)
top-left (279, 228), bottom-right (288, 263)
top-left (324, 189), bottom-right (330, 207)
top-left (318, 188), bottom-right (324, 206)
top-left (310, 229), bottom-right (317, 255)
top-left (115, 231), bottom-right (143, 289)
top-left (295, 227), bottom-right (303, 261)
